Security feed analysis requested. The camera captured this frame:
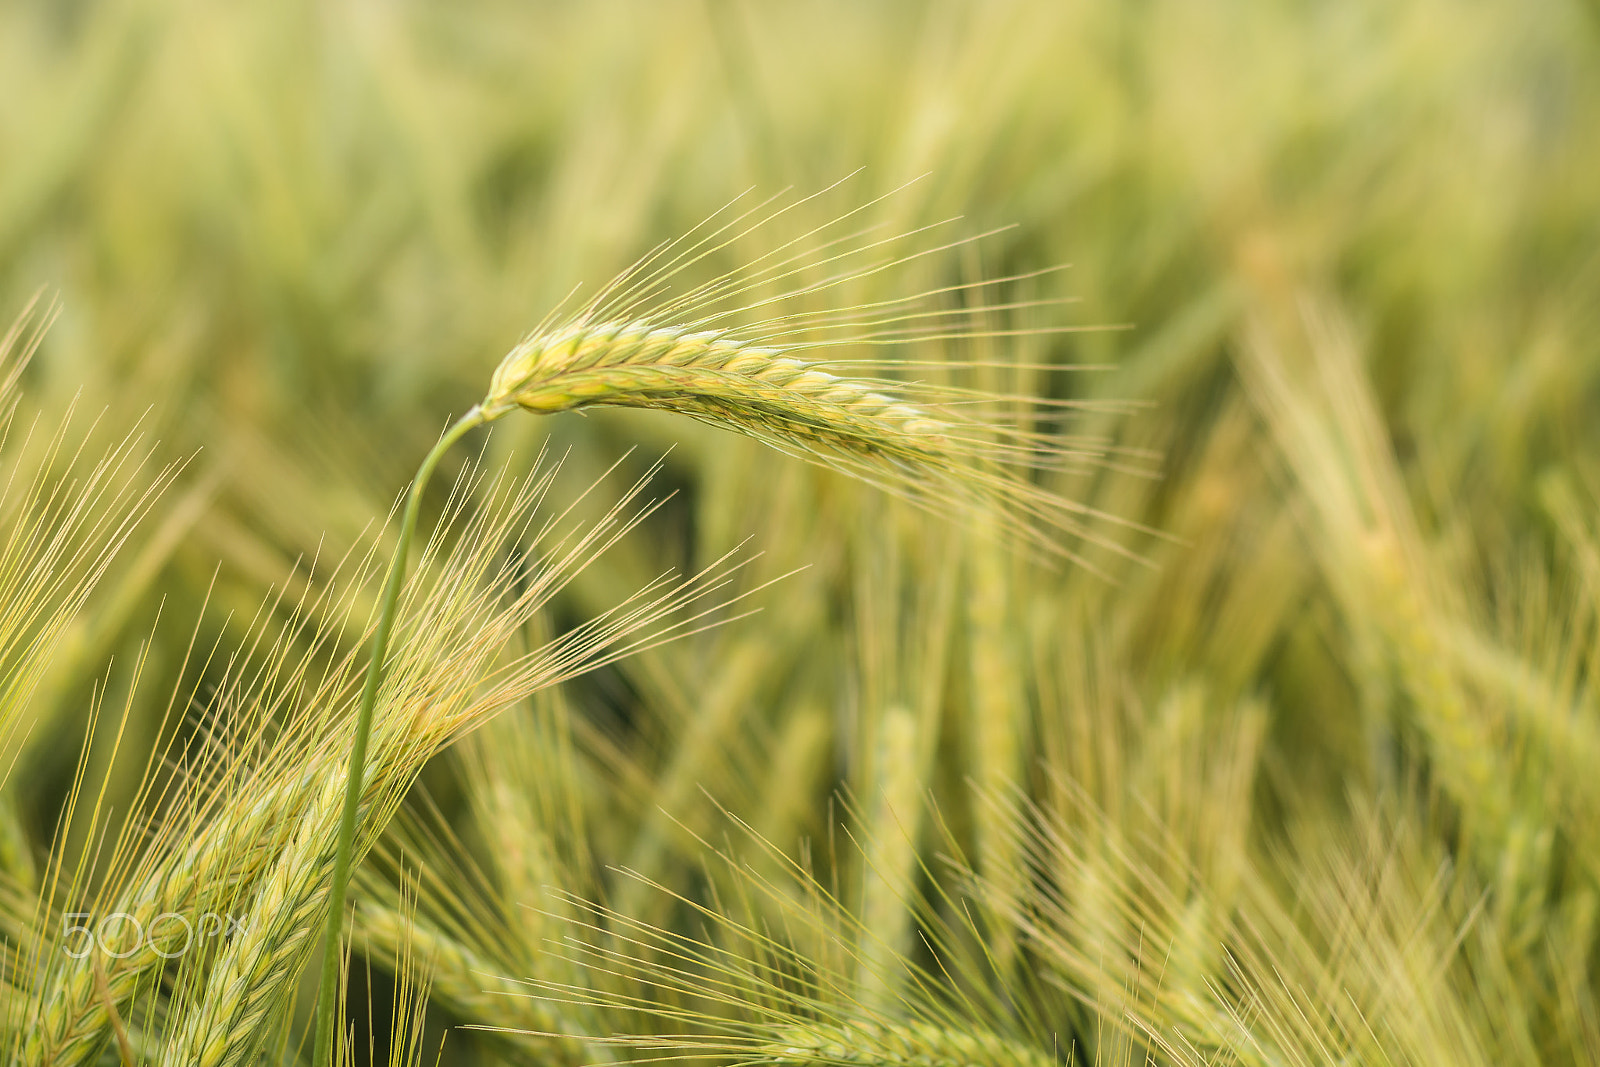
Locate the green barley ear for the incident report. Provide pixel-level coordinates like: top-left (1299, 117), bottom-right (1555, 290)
top-left (471, 180), bottom-right (1149, 569)
top-left (355, 899), bottom-right (590, 1067)
top-left (856, 705), bottom-right (923, 1016)
top-left (762, 1021), bottom-right (1059, 1067)
top-left (475, 315), bottom-right (1135, 568)
top-left (481, 323), bottom-right (951, 459)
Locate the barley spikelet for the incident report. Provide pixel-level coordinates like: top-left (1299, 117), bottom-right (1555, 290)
top-left (477, 317), bottom-right (1071, 556)
top-left (1235, 302), bottom-right (1507, 844)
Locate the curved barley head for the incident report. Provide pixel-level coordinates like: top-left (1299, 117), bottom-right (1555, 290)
top-left (475, 186), bottom-right (1152, 568)
top-left (483, 321), bottom-right (952, 466)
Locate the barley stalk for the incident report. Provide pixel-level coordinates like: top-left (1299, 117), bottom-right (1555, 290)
top-left (964, 517), bottom-right (1027, 977)
top-left (311, 407), bottom-right (485, 1062)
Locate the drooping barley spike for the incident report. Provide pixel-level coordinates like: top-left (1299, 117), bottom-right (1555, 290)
top-left (479, 317), bottom-right (1138, 570)
top-left (484, 322), bottom-right (952, 464)
top-left (459, 177), bottom-right (1156, 572)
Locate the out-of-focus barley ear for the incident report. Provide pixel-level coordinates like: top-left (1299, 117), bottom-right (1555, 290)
top-left (0, 792), bottom-right (35, 893)
top-left (1235, 298), bottom-right (1506, 849)
top-left (761, 1020), bottom-right (1059, 1067)
top-left (1150, 896), bottom-right (1233, 1051)
top-left (614, 638), bottom-right (773, 923)
top-left (751, 703), bottom-right (833, 855)
top-left (855, 705), bottom-right (922, 1016)
top-left (461, 728), bottom-right (583, 954)
top-left (964, 513), bottom-right (1028, 977)
top-left (454, 704), bottom-right (607, 1042)
top-left (355, 900), bottom-right (591, 1067)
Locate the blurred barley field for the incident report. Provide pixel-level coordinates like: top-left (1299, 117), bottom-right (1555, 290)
top-left (3, 0), bottom-right (1600, 1063)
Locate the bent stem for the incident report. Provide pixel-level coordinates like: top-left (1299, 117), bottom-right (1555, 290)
top-left (311, 406), bottom-right (486, 1064)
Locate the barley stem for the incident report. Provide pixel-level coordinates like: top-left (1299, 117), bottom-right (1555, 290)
top-left (311, 406), bottom-right (485, 1065)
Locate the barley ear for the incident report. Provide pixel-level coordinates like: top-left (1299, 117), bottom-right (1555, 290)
top-left (480, 323), bottom-right (952, 469)
top-left (762, 1020), bottom-right (1058, 1067)
top-left (857, 705), bottom-right (922, 1015)
top-left (355, 901), bottom-right (592, 1067)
